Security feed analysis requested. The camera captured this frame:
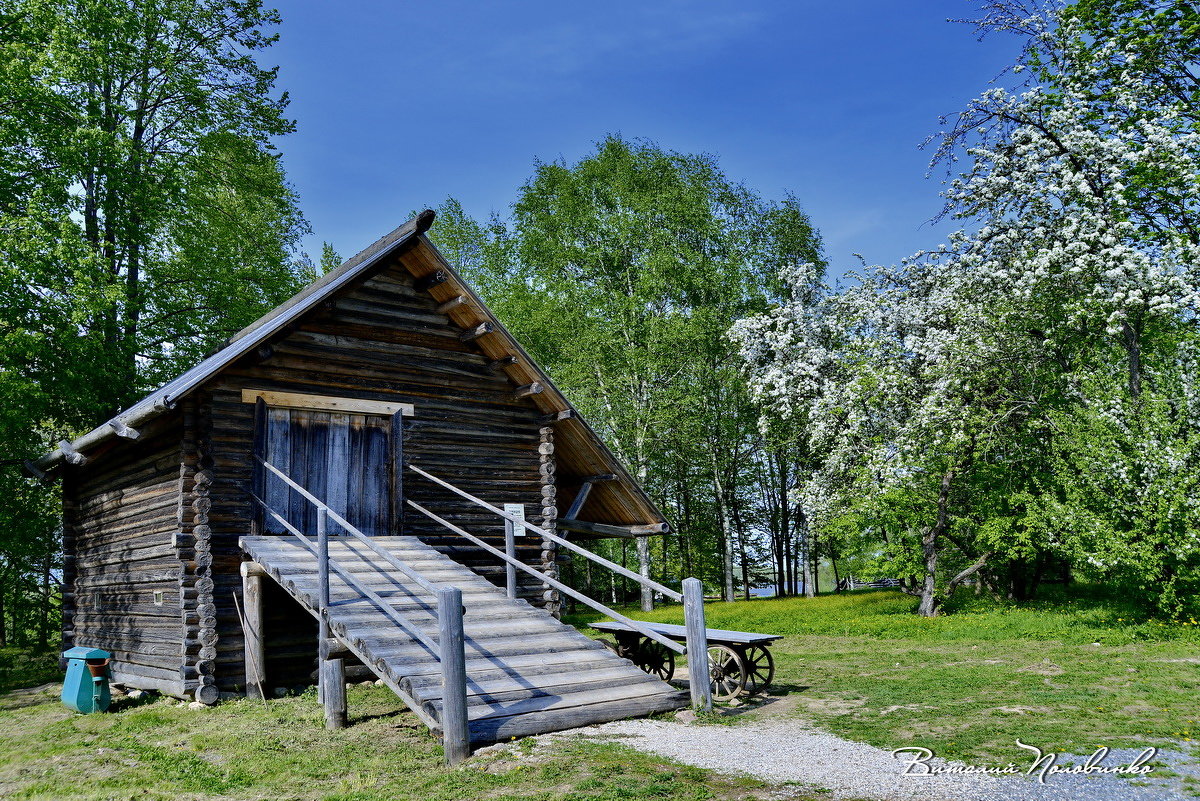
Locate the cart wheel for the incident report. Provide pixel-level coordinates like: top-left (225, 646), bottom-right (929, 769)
top-left (740, 645), bottom-right (775, 694)
top-left (707, 645), bottom-right (746, 701)
top-left (614, 634), bottom-right (641, 662)
top-left (633, 640), bottom-right (676, 681)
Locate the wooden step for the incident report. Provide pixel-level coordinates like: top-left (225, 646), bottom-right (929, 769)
top-left (469, 690), bottom-right (689, 742)
top-left (410, 665), bottom-right (661, 703)
top-left (362, 631), bottom-right (608, 664)
top-left (427, 676), bottom-right (675, 721)
top-left (335, 614), bottom-right (568, 639)
top-left (331, 602), bottom-right (552, 625)
top-left (400, 650), bottom-right (622, 682)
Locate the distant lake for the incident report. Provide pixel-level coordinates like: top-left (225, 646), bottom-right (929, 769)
top-left (749, 586), bottom-right (796, 598)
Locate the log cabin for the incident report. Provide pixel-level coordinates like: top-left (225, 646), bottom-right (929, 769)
top-left (33, 210), bottom-right (710, 755)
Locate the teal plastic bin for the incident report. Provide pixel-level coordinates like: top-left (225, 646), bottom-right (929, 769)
top-left (61, 646), bottom-right (112, 713)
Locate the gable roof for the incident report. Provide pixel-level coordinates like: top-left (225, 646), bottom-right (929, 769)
top-left (35, 211), bottom-right (668, 530)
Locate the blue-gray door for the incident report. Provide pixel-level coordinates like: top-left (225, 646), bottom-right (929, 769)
top-left (254, 401), bottom-right (403, 537)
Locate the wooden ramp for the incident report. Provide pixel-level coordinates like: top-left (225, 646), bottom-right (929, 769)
top-left (239, 535), bottom-right (688, 742)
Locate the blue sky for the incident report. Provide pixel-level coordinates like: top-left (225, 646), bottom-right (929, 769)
top-left (271, 1), bottom-right (1022, 281)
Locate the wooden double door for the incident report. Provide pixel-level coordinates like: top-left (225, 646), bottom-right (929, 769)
top-left (253, 400), bottom-right (404, 537)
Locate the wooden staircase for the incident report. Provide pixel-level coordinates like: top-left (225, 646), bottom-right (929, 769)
top-left (239, 535), bottom-right (689, 742)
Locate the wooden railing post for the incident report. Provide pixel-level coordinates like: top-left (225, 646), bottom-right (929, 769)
top-left (683, 577), bottom-right (711, 712)
top-left (503, 503), bottom-right (523, 599)
top-left (438, 586), bottom-right (470, 765)
top-left (316, 508), bottom-right (333, 713)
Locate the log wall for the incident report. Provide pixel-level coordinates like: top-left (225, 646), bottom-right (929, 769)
top-left (204, 259), bottom-right (556, 693)
top-left (64, 416), bottom-right (191, 698)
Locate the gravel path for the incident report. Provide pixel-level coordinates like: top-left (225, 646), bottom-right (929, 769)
top-left (562, 718), bottom-right (1197, 801)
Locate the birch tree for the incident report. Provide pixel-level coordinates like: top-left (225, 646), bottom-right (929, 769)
top-left (434, 136), bottom-right (824, 604)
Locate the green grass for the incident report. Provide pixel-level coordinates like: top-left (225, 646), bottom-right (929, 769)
top-left (0, 682), bottom-right (827, 801)
top-left (568, 583), bottom-right (1200, 766)
top-left (5, 583), bottom-right (1196, 797)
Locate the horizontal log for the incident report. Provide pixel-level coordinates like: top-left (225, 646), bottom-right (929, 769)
top-left (514, 383), bottom-right (543, 400)
top-left (486, 355), bottom-right (518, 372)
top-left (459, 322), bottom-right (493, 342)
top-left (556, 520), bottom-right (670, 538)
top-left (413, 270), bottom-right (447, 291)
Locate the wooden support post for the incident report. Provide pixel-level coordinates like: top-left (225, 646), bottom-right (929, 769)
top-left (320, 657), bottom-right (347, 729)
top-left (683, 577), bottom-right (712, 712)
top-left (563, 482), bottom-right (593, 521)
top-left (438, 587), bottom-right (470, 765)
top-left (317, 508), bottom-right (330, 704)
top-left (240, 562), bottom-right (267, 700)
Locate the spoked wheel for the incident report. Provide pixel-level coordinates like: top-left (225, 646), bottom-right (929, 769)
top-left (740, 645), bottom-right (775, 694)
top-left (707, 644), bottom-right (746, 701)
top-left (633, 639), bottom-right (676, 681)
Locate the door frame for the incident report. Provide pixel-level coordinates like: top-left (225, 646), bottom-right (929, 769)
top-left (248, 391), bottom-right (412, 536)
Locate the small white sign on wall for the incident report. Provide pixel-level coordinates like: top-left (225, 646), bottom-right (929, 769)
top-left (503, 503), bottom-right (527, 535)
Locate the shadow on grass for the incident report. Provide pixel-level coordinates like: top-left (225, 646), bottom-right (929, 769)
top-left (0, 682), bottom-right (60, 711)
top-left (107, 690), bottom-right (161, 713)
top-left (353, 707), bottom-right (413, 725)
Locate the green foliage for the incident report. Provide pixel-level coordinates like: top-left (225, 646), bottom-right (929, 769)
top-left (736, 0), bottom-right (1200, 618)
top-left (429, 136), bottom-right (826, 598)
top-left (0, 0), bottom-right (309, 646)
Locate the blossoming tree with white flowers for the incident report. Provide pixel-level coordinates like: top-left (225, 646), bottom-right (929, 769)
top-left (735, 0), bottom-right (1200, 616)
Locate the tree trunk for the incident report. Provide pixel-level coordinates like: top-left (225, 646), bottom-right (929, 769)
top-left (1121, 319), bottom-right (1142, 398)
top-left (636, 536), bottom-right (653, 612)
top-left (37, 553), bottom-right (52, 650)
top-left (799, 509), bottom-right (815, 598)
top-left (0, 583), bottom-right (7, 648)
top-left (917, 462), bottom-right (959, 617)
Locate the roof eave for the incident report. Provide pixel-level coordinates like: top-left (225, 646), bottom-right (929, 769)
top-left (33, 212), bottom-right (432, 473)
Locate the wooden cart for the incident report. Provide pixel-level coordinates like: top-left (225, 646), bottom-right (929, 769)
top-left (592, 621), bottom-right (782, 701)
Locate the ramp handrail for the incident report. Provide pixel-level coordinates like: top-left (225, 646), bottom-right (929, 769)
top-left (406, 463), bottom-right (713, 711)
top-left (250, 457), bottom-right (470, 764)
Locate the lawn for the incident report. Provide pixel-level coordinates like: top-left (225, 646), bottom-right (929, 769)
top-left (0, 673), bottom-right (824, 801)
top-left (3, 583), bottom-right (1197, 799)
top-left (568, 583), bottom-right (1200, 767)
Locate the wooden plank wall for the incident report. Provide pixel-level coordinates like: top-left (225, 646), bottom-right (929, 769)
top-left (204, 260), bottom-right (556, 693)
top-left (65, 416), bottom-right (189, 697)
